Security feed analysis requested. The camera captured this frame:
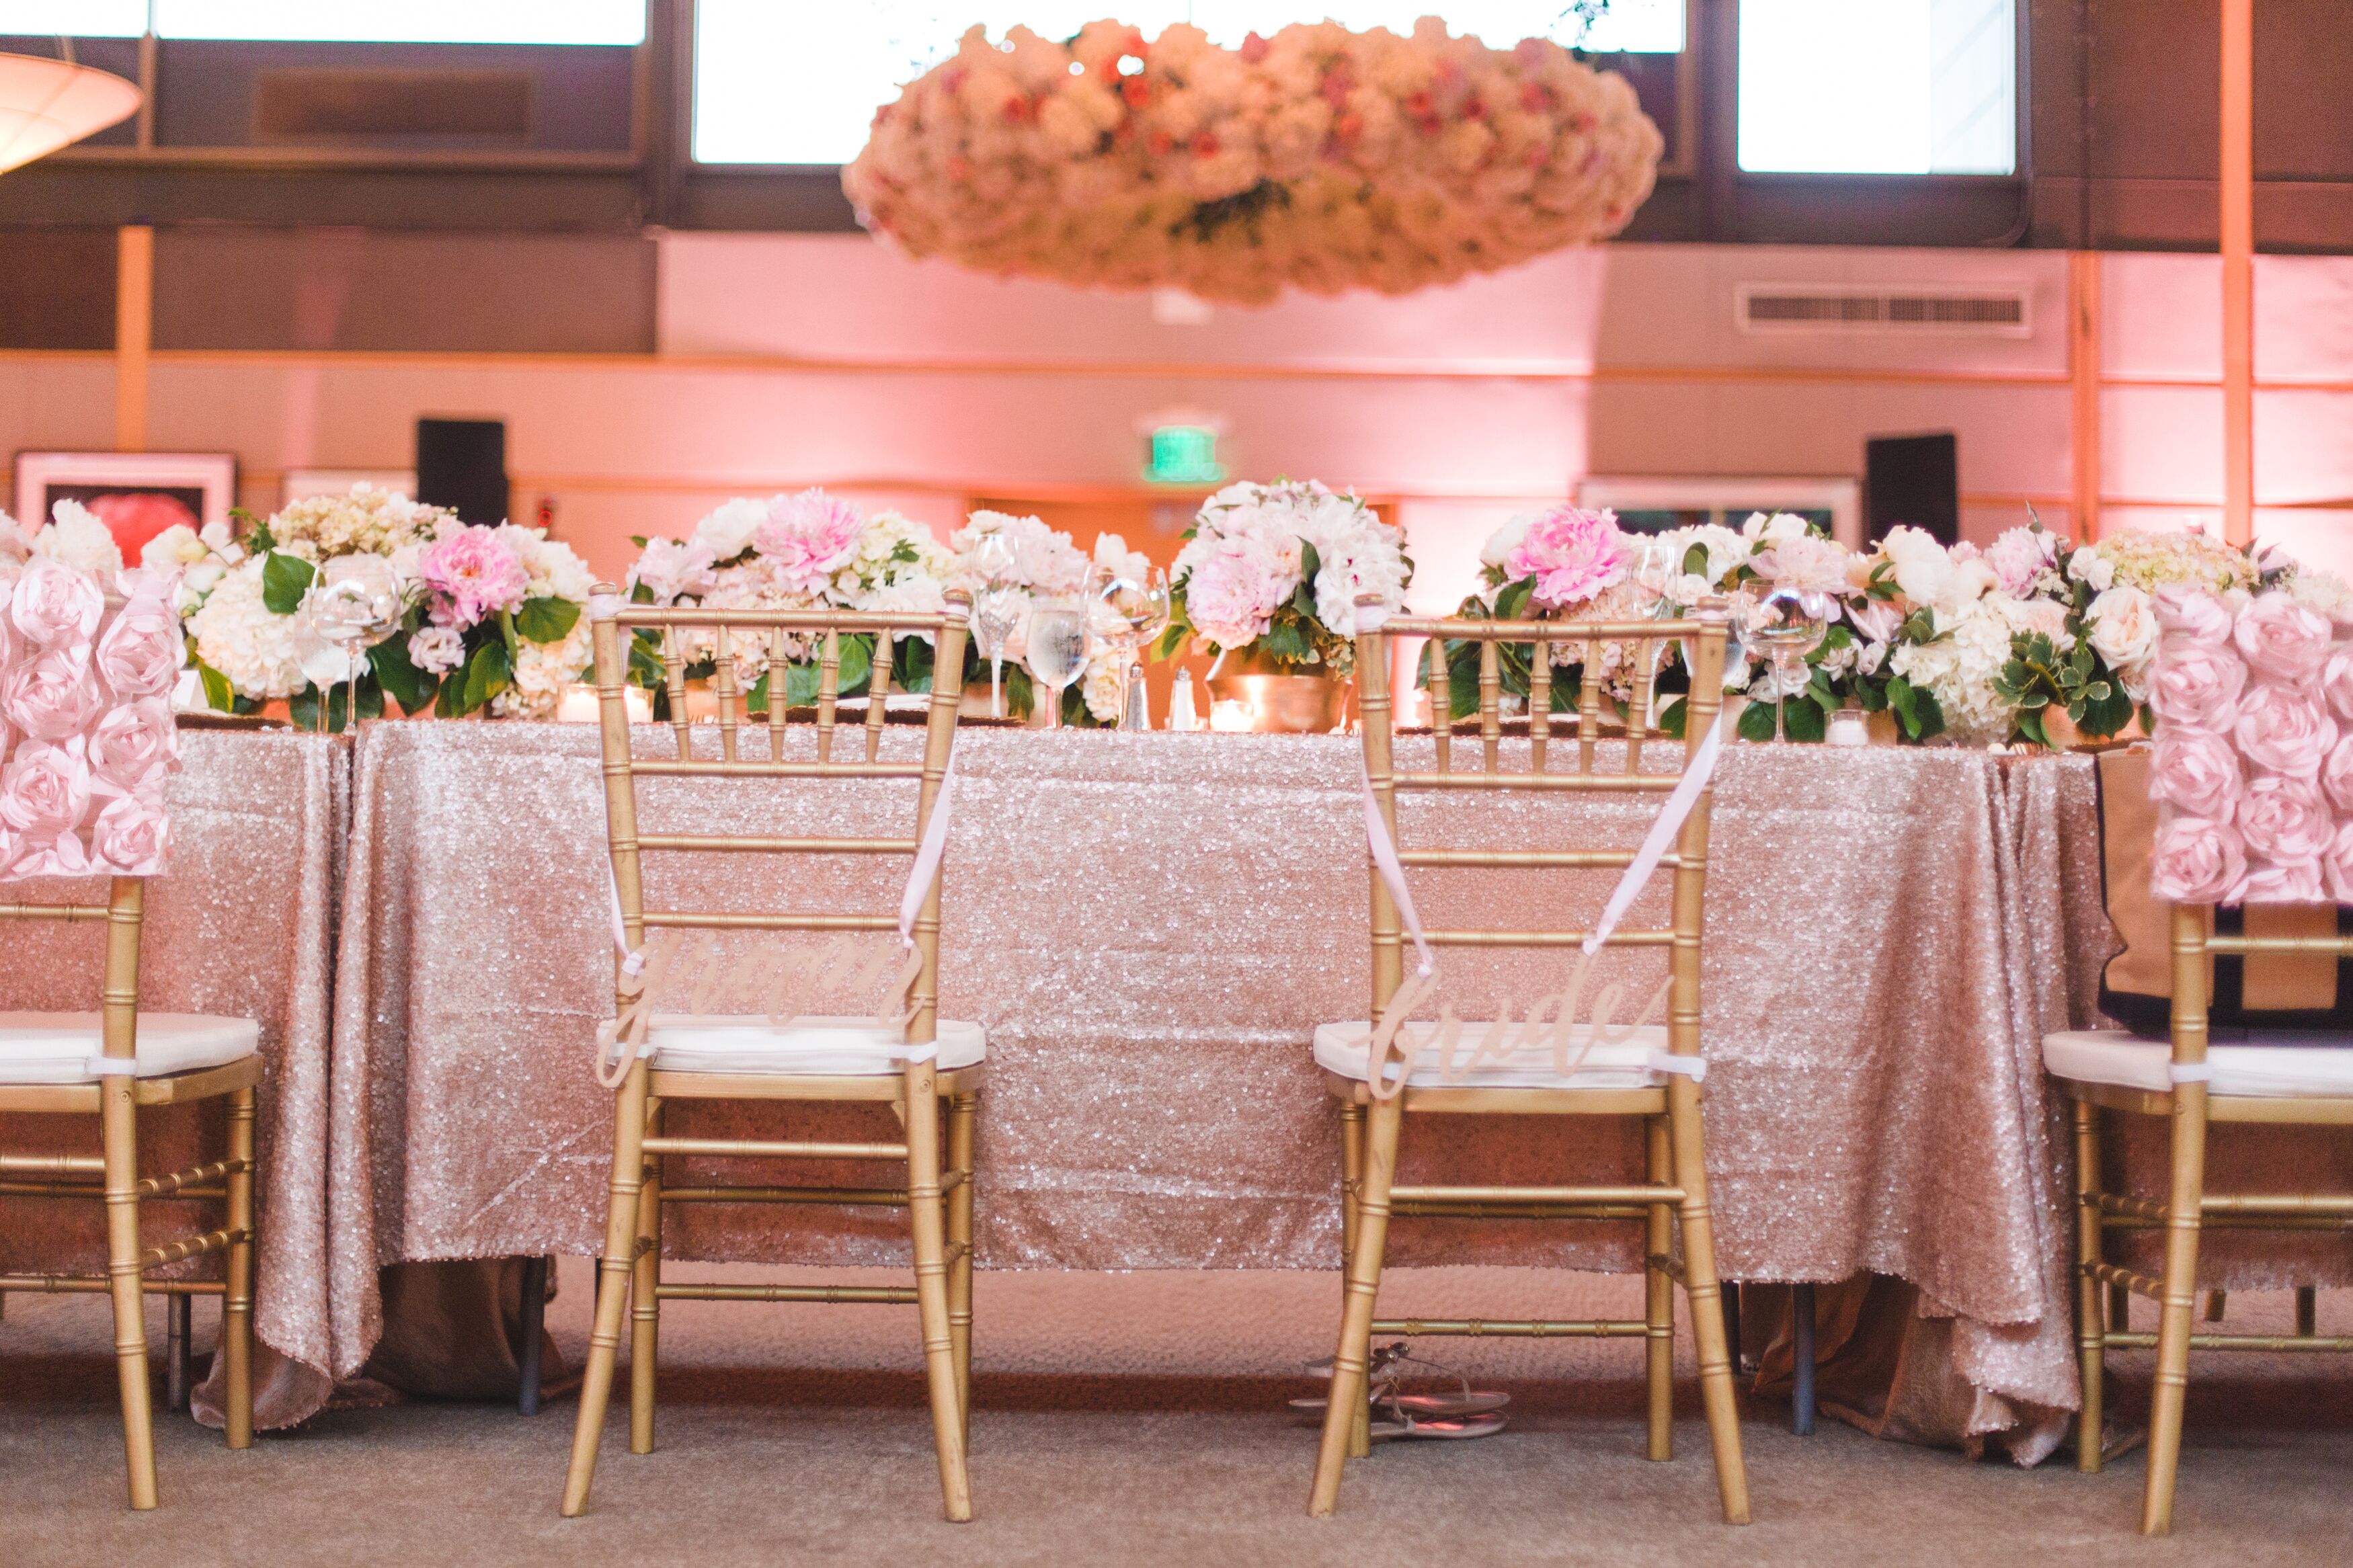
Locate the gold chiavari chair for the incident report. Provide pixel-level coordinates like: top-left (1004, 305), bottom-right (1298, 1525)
top-left (1307, 595), bottom-right (1749, 1524)
top-left (0, 891), bottom-right (260, 1510)
top-left (2052, 902), bottom-right (2353, 1533)
top-left (561, 585), bottom-right (980, 1522)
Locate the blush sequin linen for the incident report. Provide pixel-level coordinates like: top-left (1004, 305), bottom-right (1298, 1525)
top-left (324, 720), bottom-right (2121, 1455)
top-left (0, 728), bottom-right (346, 1429)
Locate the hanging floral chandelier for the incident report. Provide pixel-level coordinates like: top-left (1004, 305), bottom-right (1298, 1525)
top-left (842, 18), bottom-right (1662, 306)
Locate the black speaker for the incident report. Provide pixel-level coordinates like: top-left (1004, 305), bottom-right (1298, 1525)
top-left (415, 418), bottom-right (509, 526)
top-left (1865, 431), bottom-right (1959, 546)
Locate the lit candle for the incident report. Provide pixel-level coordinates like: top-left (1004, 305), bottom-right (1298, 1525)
top-left (557, 684), bottom-right (651, 723)
top-left (1209, 699), bottom-right (1253, 733)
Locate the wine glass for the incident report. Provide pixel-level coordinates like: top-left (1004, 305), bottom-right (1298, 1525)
top-left (1023, 589), bottom-right (1093, 731)
top-left (1096, 564), bottom-right (1170, 731)
top-left (970, 532), bottom-right (1022, 718)
top-left (304, 554), bottom-right (407, 733)
top-left (1745, 585), bottom-right (1832, 742)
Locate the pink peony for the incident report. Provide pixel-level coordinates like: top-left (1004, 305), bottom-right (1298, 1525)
top-left (2146, 636), bottom-right (2247, 732)
top-left (87, 700), bottom-right (177, 792)
top-left (2233, 591), bottom-right (2334, 684)
top-left (2149, 815), bottom-right (2245, 903)
top-left (0, 740), bottom-right (93, 880)
top-left (1, 651), bottom-right (102, 743)
top-left (2234, 773), bottom-right (2336, 864)
top-left (2233, 683), bottom-right (2337, 778)
top-left (9, 556), bottom-right (103, 651)
top-left (2153, 585), bottom-right (2236, 646)
top-left (93, 592), bottom-right (184, 699)
top-left (2231, 858), bottom-right (2326, 905)
top-left (1984, 526), bottom-right (2057, 597)
top-left (753, 489), bottom-right (865, 595)
top-left (2149, 730), bottom-right (2245, 821)
top-left (418, 527), bottom-right (530, 628)
top-left (1847, 596), bottom-right (1901, 646)
top-left (627, 536), bottom-right (718, 605)
top-left (1503, 505), bottom-right (1630, 608)
top-left (1183, 538), bottom-right (1291, 649)
top-left (88, 791), bottom-right (169, 875)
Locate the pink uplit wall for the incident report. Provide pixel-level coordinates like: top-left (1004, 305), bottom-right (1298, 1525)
top-left (1, 235), bottom-right (2348, 602)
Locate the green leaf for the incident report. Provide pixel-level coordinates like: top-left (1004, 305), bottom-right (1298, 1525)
top-left (1737, 699), bottom-right (1778, 741)
top-left (2016, 707), bottom-right (2052, 748)
top-left (1681, 543), bottom-right (1710, 579)
top-left (1261, 618), bottom-right (1313, 664)
top-left (1657, 696), bottom-right (1688, 738)
top-left (194, 657), bottom-right (235, 713)
top-left (1299, 540), bottom-right (1322, 590)
top-left (1495, 577), bottom-right (1535, 621)
top-left (261, 551), bottom-right (315, 615)
top-left (1780, 696), bottom-right (1826, 743)
top-left (515, 595), bottom-right (580, 644)
top-left (368, 634), bottom-right (440, 714)
top-left (438, 637), bottom-right (510, 716)
top-left (497, 608), bottom-right (522, 667)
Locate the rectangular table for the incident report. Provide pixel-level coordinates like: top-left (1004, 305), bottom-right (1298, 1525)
top-left (325, 720), bottom-right (2122, 1457)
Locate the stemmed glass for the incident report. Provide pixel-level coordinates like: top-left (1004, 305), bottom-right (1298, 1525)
top-left (969, 532), bottom-right (1022, 719)
top-left (1023, 585), bottom-right (1094, 732)
top-left (303, 554), bottom-right (406, 733)
top-left (1096, 565), bottom-right (1170, 731)
top-left (1745, 585), bottom-right (1832, 742)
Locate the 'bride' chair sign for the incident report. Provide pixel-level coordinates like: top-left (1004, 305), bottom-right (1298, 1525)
top-left (0, 557), bottom-right (260, 1510)
top-left (561, 583), bottom-right (982, 1523)
top-left (1306, 592), bottom-right (1749, 1523)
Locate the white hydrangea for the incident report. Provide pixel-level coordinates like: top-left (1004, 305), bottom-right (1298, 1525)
top-left (690, 497), bottom-right (771, 563)
top-left (187, 556), bottom-right (312, 698)
top-left (1888, 599), bottom-right (2016, 745)
top-left (493, 619), bottom-right (594, 719)
top-left (269, 483), bottom-right (448, 559)
top-left (33, 500), bottom-right (124, 575)
top-left (492, 524), bottom-right (596, 604)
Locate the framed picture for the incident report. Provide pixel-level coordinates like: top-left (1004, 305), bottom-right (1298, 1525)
top-left (1575, 475), bottom-right (1864, 550)
top-left (13, 450), bottom-right (238, 559)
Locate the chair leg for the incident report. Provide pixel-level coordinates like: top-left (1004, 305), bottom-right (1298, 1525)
top-left (166, 1293), bottom-right (192, 1413)
top-left (1667, 1077), bottom-right (1751, 1526)
top-left (1644, 1113), bottom-right (1675, 1462)
top-left (561, 1059), bottom-right (652, 1518)
top-left (2295, 1285), bottom-right (2317, 1338)
top-left (947, 1089), bottom-right (978, 1445)
top-left (2142, 1083), bottom-right (2210, 1536)
top-left (629, 1098), bottom-right (665, 1456)
top-left (1790, 1284), bottom-right (1817, 1436)
top-left (517, 1256), bottom-right (549, 1416)
top-left (100, 1075), bottom-right (157, 1510)
top-left (223, 1084), bottom-right (256, 1448)
top-left (2072, 1094), bottom-right (2106, 1473)
top-left (1337, 1098), bottom-right (1371, 1460)
top-left (1310, 1091), bottom-right (1402, 1518)
top-left (2203, 1290), bottom-right (2227, 1323)
top-left (904, 1061), bottom-right (973, 1522)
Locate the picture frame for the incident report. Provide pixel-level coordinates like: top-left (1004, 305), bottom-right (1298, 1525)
top-left (12, 450), bottom-right (239, 557)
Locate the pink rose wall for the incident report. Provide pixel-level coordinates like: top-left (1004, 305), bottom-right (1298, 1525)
top-left (1, 235), bottom-right (2349, 606)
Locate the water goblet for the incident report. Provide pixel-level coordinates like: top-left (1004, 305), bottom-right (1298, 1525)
top-left (1745, 585), bottom-right (1832, 742)
top-left (1023, 588), bottom-right (1094, 732)
top-left (304, 554), bottom-right (407, 733)
top-left (970, 532), bottom-right (1022, 718)
top-left (1096, 564), bottom-right (1170, 731)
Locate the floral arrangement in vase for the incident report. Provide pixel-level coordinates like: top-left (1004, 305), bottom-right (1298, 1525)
top-left (946, 511), bottom-right (1143, 726)
top-left (625, 489), bottom-right (951, 712)
top-left (0, 552), bottom-right (184, 877)
top-left (843, 18), bottom-right (1660, 306)
top-left (1158, 479), bottom-right (1411, 677)
top-left (152, 484), bottom-right (596, 726)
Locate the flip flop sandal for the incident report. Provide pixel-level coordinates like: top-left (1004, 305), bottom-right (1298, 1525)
top-left (1367, 1409), bottom-right (1509, 1442)
top-left (1289, 1343), bottom-right (1511, 1419)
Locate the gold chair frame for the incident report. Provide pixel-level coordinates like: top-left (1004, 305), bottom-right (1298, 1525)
top-left (0, 878), bottom-right (257, 1510)
top-left (562, 587), bottom-right (979, 1522)
top-left (2069, 903), bottom-right (2353, 1534)
top-left (1310, 599), bottom-right (1749, 1523)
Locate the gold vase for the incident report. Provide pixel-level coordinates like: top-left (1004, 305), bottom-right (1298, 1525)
top-left (2040, 708), bottom-right (2147, 753)
top-left (1205, 655), bottom-right (1350, 734)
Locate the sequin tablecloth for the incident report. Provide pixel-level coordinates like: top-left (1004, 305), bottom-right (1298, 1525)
top-left (0, 729), bottom-right (345, 1428)
top-left (326, 720), bottom-right (2117, 1456)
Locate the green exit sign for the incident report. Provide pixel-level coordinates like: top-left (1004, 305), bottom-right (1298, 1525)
top-left (1146, 425), bottom-right (1224, 485)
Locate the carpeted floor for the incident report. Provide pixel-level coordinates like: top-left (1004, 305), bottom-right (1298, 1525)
top-left (3, 1266), bottom-right (2347, 1567)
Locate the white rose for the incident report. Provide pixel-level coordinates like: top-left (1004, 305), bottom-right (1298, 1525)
top-left (1480, 515), bottom-right (1531, 569)
top-left (142, 523), bottom-right (205, 570)
top-left (2085, 585), bottom-right (2158, 673)
top-left (690, 498), bottom-right (770, 562)
top-left (33, 499), bottom-right (124, 575)
top-left (1742, 510), bottom-right (1810, 544)
top-left (407, 626), bottom-right (466, 674)
top-left (2068, 548), bottom-right (2116, 593)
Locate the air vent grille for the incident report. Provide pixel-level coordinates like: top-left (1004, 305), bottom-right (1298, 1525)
top-left (1735, 284), bottom-right (2031, 337)
top-left (255, 69), bottom-right (533, 142)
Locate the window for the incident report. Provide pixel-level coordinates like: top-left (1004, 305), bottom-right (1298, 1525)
top-left (1737, 0), bottom-right (2013, 175)
top-left (0, 1), bottom-right (645, 44)
top-left (693, 1), bottom-right (1685, 167)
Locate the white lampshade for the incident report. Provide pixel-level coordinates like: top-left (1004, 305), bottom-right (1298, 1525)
top-left (0, 53), bottom-right (141, 176)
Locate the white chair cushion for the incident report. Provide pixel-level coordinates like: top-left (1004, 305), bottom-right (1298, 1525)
top-left (0, 1012), bottom-right (260, 1085)
top-left (2044, 1028), bottom-right (2353, 1098)
top-left (1314, 1020), bottom-right (1671, 1090)
top-left (599, 1015), bottom-right (986, 1077)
